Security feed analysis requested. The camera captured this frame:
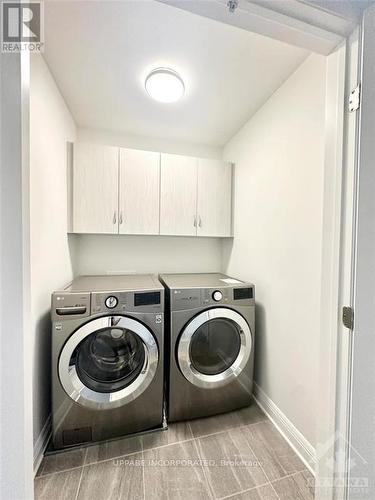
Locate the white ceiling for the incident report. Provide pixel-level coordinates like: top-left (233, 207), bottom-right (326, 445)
top-left (44, 0), bottom-right (309, 147)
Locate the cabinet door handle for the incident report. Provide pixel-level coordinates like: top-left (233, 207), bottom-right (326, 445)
top-left (198, 216), bottom-right (202, 228)
top-left (119, 211), bottom-right (123, 225)
top-left (193, 215), bottom-right (197, 227)
top-left (113, 211), bottom-right (117, 224)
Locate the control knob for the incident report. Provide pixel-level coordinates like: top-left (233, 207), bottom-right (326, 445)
top-left (212, 290), bottom-right (223, 302)
top-left (105, 296), bottom-right (118, 309)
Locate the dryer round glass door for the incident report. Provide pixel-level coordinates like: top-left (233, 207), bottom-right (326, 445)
top-left (178, 308), bottom-right (252, 389)
top-left (58, 316), bottom-right (158, 410)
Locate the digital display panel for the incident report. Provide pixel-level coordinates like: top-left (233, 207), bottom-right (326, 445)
top-left (134, 291), bottom-right (161, 306)
top-left (233, 288), bottom-right (253, 300)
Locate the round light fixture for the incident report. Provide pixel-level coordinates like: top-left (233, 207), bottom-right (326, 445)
top-left (145, 68), bottom-right (185, 103)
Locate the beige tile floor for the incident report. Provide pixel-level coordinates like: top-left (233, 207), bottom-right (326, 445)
top-left (35, 403), bottom-right (314, 500)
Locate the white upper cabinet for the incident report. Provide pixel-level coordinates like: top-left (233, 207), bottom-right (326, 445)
top-left (119, 149), bottom-right (160, 235)
top-left (73, 142), bottom-right (119, 234)
top-left (160, 153), bottom-right (198, 236)
top-left (197, 159), bottom-right (232, 237)
top-left (71, 142), bottom-right (233, 237)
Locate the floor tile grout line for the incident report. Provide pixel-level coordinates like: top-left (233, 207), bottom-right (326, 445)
top-left (194, 426), bottom-right (267, 500)
top-left (264, 466), bottom-right (313, 499)
top-left (143, 436), bottom-right (195, 454)
top-left (193, 442), bottom-right (215, 499)
top-left (216, 480), bottom-right (272, 500)
top-left (242, 421), bottom-right (307, 497)
top-left (37, 466), bottom-right (83, 479)
top-left (191, 417), bottom-right (269, 442)
top-left (73, 448), bottom-right (87, 500)
top-left (255, 419), bottom-right (308, 479)
top-left (202, 429), bottom-right (252, 500)
top-left (37, 447), bottom-right (144, 478)
top-left (140, 438), bottom-right (145, 500)
top-left (268, 480), bottom-right (281, 500)
top-left (189, 423), bottom-right (216, 500)
top-left (270, 469), bottom-right (310, 485)
top-left (239, 425), bottom-right (282, 500)
top-left (222, 429), bottom-right (263, 497)
top-left (217, 468), bottom-right (311, 500)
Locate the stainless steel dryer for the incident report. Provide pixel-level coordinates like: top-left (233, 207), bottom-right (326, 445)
top-left (160, 273), bottom-right (255, 422)
top-left (51, 274), bottom-right (164, 450)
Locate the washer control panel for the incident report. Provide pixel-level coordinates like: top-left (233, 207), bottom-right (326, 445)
top-left (91, 290), bottom-right (163, 314)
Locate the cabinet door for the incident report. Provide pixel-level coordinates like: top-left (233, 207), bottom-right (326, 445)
top-left (73, 143), bottom-right (119, 234)
top-left (197, 159), bottom-right (232, 237)
top-left (119, 149), bottom-right (160, 235)
top-left (160, 154), bottom-right (198, 236)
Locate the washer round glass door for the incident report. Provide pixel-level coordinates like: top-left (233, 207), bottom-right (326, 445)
top-left (177, 308), bottom-right (252, 389)
top-left (59, 316), bottom-right (158, 410)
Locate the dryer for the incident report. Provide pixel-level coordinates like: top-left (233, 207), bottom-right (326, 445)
top-left (160, 273), bottom-right (255, 422)
top-left (51, 274), bottom-right (164, 449)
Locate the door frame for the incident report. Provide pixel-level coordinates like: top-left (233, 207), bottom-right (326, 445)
top-left (0, 50), bottom-right (34, 499)
top-left (330, 27), bottom-right (361, 500)
top-left (346, 5), bottom-right (375, 498)
top-left (157, 0), bottom-right (349, 55)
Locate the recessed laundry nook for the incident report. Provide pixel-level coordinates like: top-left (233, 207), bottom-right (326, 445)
top-left (22, 1), bottom-right (362, 499)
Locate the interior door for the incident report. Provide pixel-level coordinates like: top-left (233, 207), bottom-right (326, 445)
top-left (197, 159), bottom-right (232, 237)
top-left (119, 148), bottom-right (160, 235)
top-left (73, 142), bottom-right (119, 234)
top-left (160, 153), bottom-right (198, 236)
top-left (347, 6), bottom-right (375, 499)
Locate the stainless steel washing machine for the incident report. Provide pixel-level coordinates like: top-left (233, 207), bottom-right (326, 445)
top-left (160, 273), bottom-right (255, 422)
top-left (51, 274), bottom-right (164, 450)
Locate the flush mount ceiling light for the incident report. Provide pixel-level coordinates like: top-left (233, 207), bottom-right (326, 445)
top-left (145, 68), bottom-right (185, 103)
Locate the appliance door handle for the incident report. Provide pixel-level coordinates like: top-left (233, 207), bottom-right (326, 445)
top-left (113, 211), bottom-right (117, 225)
top-left (198, 216), bottom-right (202, 228)
top-left (119, 211), bottom-right (123, 225)
top-left (56, 306), bottom-right (87, 316)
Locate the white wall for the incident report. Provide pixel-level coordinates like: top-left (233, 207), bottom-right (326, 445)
top-left (222, 54), bottom-right (326, 447)
top-left (72, 234), bottom-right (222, 276)
top-left (77, 127), bottom-right (222, 159)
top-left (30, 55), bottom-right (76, 452)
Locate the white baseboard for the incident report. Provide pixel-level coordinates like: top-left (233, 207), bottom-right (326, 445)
top-left (33, 414), bottom-right (51, 476)
top-left (253, 383), bottom-right (317, 475)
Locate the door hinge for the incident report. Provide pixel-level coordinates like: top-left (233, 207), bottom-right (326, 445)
top-left (348, 84), bottom-right (360, 112)
top-left (342, 306), bottom-right (354, 330)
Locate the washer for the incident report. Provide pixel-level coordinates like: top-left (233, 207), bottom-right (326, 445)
top-left (51, 274), bottom-right (164, 450)
top-left (160, 273), bottom-right (255, 422)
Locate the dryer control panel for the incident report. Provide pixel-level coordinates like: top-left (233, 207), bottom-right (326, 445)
top-left (171, 286), bottom-right (254, 310)
top-left (202, 288), bottom-right (230, 305)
